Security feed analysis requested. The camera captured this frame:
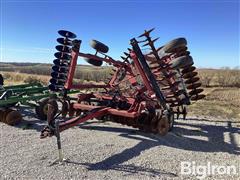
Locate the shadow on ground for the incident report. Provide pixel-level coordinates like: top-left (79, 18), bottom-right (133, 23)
top-left (78, 119), bottom-right (240, 155)
top-left (64, 159), bottom-right (178, 178)
top-left (60, 118), bottom-right (240, 175)
top-left (15, 109), bottom-right (240, 176)
top-left (15, 106), bottom-right (46, 131)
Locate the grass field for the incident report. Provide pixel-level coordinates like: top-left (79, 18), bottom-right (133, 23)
top-left (1, 62), bottom-right (239, 120)
top-left (0, 71), bottom-right (50, 85)
top-left (188, 87), bottom-right (240, 120)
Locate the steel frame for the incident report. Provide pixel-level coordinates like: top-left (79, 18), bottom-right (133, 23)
top-left (44, 35), bottom-right (169, 137)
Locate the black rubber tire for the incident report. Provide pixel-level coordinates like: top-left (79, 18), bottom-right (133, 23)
top-left (84, 54), bottom-right (103, 66)
top-left (90, 40), bottom-right (109, 53)
top-left (158, 50), bottom-right (171, 59)
top-left (161, 38), bottom-right (187, 53)
top-left (35, 98), bottom-right (58, 120)
top-left (170, 55), bottom-right (193, 69)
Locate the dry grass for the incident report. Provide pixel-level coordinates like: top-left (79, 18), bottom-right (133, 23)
top-left (206, 88), bottom-right (240, 107)
top-left (0, 71), bottom-right (106, 88)
top-left (0, 71), bottom-right (50, 85)
top-left (198, 69), bottom-right (240, 87)
top-left (188, 87), bottom-right (240, 120)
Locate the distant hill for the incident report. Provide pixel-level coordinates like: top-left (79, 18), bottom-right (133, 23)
top-left (0, 62), bottom-right (239, 87)
top-left (0, 62), bottom-right (45, 67)
top-left (0, 62), bottom-right (112, 82)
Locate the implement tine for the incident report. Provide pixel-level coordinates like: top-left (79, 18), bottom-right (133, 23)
top-left (121, 56), bottom-right (126, 60)
top-left (142, 37), bottom-right (159, 47)
top-left (138, 28), bottom-right (155, 38)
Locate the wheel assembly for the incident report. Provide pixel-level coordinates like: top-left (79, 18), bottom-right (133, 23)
top-left (90, 39), bottom-right (109, 53)
top-left (5, 110), bottom-right (22, 125)
top-left (83, 54), bottom-right (103, 66)
top-left (0, 109), bottom-right (22, 125)
top-left (0, 73), bottom-right (79, 126)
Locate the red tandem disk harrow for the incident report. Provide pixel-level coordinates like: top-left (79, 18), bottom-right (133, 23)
top-left (40, 29), bottom-right (205, 161)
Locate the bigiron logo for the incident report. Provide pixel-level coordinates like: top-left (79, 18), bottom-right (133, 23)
top-left (180, 161), bottom-right (239, 179)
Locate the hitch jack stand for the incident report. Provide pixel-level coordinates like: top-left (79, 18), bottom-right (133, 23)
top-left (55, 119), bottom-right (64, 163)
top-left (50, 119), bottom-right (67, 165)
top-left (47, 100), bottom-right (67, 165)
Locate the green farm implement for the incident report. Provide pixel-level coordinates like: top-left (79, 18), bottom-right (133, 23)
top-left (0, 82), bottom-right (77, 125)
top-left (0, 83), bottom-right (51, 125)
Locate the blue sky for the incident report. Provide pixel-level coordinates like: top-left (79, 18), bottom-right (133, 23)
top-left (0, 0), bottom-right (239, 68)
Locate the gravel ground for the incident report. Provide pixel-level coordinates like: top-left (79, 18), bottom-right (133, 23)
top-left (0, 107), bottom-right (239, 180)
